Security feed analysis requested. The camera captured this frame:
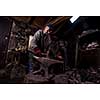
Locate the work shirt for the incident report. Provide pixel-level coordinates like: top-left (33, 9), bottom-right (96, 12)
top-left (29, 29), bottom-right (51, 53)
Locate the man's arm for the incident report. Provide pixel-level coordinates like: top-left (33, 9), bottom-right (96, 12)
top-left (29, 30), bottom-right (42, 55)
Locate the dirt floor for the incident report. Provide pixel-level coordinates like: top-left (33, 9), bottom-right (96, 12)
top-left (0, 64), bottom-right (100, 84)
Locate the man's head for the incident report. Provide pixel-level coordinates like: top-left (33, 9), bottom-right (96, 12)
top-left (43, 24), bottom-right (54, 34)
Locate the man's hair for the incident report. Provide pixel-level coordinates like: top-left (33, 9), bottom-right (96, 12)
top-left (46, 24), bottom-right (54, 31)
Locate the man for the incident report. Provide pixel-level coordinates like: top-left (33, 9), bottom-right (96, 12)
top-left (29, 24), bottom-right (53, 57)
top-left (28, 24), bottom-right (55, 74)
top-left (28, 24), bottom-right (67, 75)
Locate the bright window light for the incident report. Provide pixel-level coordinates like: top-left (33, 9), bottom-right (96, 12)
top-left (70, 16), bottom-right (79, 23)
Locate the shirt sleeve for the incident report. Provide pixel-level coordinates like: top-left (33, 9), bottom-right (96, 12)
top-left (28, 30), bottom-right (42, 52)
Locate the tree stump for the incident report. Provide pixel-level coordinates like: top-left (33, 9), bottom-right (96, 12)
top-left (24, 73), bottom-right (49, 84)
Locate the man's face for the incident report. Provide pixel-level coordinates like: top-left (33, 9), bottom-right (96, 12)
top-left (43, 26), bottom-right (52, 34)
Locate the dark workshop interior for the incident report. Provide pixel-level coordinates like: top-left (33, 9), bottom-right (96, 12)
top-left (0, 16), bottom-right (100, 84)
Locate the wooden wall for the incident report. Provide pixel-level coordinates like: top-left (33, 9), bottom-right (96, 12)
top-left (0, 17), bottom-right (12, 68)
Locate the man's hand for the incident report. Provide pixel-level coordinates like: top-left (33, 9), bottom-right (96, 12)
top-left (56, 52), bottom-right (63, 60)
top-left (34, 47), bottom-right (41, 56)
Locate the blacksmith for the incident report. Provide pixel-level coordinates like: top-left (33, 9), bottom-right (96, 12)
top-left (29, 24), bottom-right (54, 57)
